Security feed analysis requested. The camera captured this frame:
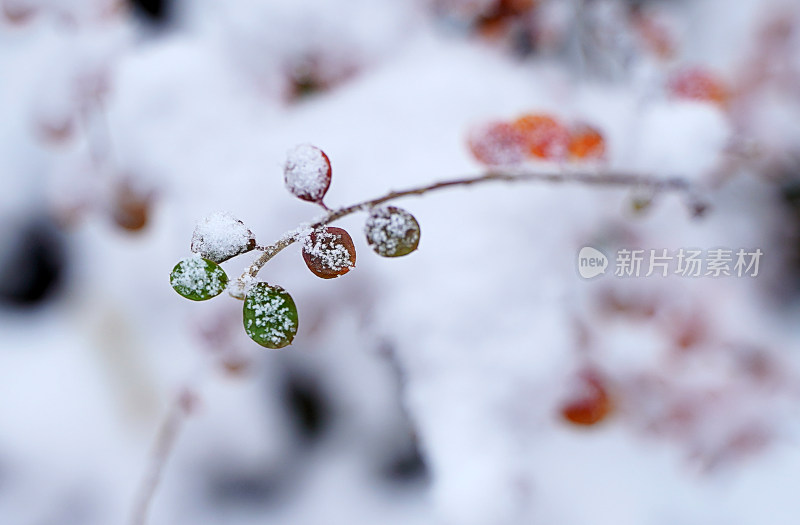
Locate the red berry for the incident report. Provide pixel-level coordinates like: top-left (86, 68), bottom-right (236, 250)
top-left (302, 226), bottom-right (356, 279)
top-left (284, 144), bottom-right (332, 204)
top-left (512, 113), bottom-right (570, 160)
top-left (568, 124), bottom-right (606, 160)
top-left (667, 67), bottom-right (728, 106)
top-left (467, 121), bottom-right (527, 166)
top-left (560, 370), bottom-right (613, 426)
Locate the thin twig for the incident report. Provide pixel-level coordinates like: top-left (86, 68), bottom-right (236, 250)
top-left (130, 389), bottom-right (195, 525)
top-left (230, 169), bottom-right (698, 297)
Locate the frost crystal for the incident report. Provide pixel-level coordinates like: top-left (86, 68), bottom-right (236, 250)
top-left (284, 144), bottom-right (331, 202)
top-left (191, 212), bottom-right (256, 263)
top-left (364, 206), bottom-right (420, 257)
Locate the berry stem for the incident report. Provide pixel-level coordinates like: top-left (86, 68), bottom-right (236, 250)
top-left (230, 169), bottom-right (701, 297)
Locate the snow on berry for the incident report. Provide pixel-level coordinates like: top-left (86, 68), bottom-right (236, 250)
top-left (284, 144), bottom-right (332, 203)
top-left (302, 226), bottom-right (356, 279)
top-left (243, 283), bottom-right (298, 349)
top-left (170, 255), bottom-right (229, 301)
top-left (191, 211), bottom-right (256, 263)
top-left (364, 206), bottom-right (420, 257)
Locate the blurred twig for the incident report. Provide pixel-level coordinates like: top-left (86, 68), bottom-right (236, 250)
top-left (130, 389), bottom-right (195, 525)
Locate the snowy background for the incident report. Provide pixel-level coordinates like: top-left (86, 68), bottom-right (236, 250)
top-left (3, 0), bottom-right (800, 524)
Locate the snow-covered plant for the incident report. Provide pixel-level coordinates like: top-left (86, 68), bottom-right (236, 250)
top-left (170, 144), bottom-right (426, 349)
top-left (171, 143), bottom-right (699, 349)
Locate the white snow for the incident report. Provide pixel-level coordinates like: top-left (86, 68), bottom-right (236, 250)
top-left (190, 211), bottom-right (255, 263)
top-left (170, 254), bottom-right (227, 299)
top-left (243, 284), bottom-right (296, 347)
top-left (365, 206), bottom-right (421, 257)
top-left (302, 227), bottom-right (355, 275)
top-left (284, 143), bottom-right (332, 203)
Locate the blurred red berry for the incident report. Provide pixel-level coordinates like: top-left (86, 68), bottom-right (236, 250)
top-left (111, 179), bottom-right (154, 233)
top-left (512, 113), bottom-right (569, 160)
top-left (568, 124), bottom-right (606, 160)
top-left (561, 370), bottom-right (613, 426)
top-left (468, 121), bottom-right (527, 166)
top-left (667, 67), bottom-right (728, 106)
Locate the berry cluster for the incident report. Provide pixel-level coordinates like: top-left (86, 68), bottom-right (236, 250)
top-left (468, 113), bottom-right (606, 166)
top-left (170, 145), bottom-right (421, 349)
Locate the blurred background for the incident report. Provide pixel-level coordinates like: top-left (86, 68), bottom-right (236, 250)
top-left (2, 0), bottom-right (800, 524)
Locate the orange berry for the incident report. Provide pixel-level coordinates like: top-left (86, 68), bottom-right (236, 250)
top-left (667, 67), bottom-right (728, 106)
top-left (467, 121), bottom-right (527, 166)
top-left (568, 124), bottom-right (606, 160)
top-left (560, 370), bottom-right (613, 426)
top-left (512, 113), bottom-right (569, 160)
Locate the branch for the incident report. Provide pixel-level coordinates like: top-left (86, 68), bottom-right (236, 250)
top-left (129, 389), bottom-right (195, 525)
top-left (146, 168), bottom-right (702, 522)
top-left (229, 169), bottom-right (700, 298)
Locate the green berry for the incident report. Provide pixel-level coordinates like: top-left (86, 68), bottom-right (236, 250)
top-left (170, 256), bottom-right (228, 301)
top-left (364, 206), bottom-right (420, 257)
top-left (243, 283), bottom-right (298, 349)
